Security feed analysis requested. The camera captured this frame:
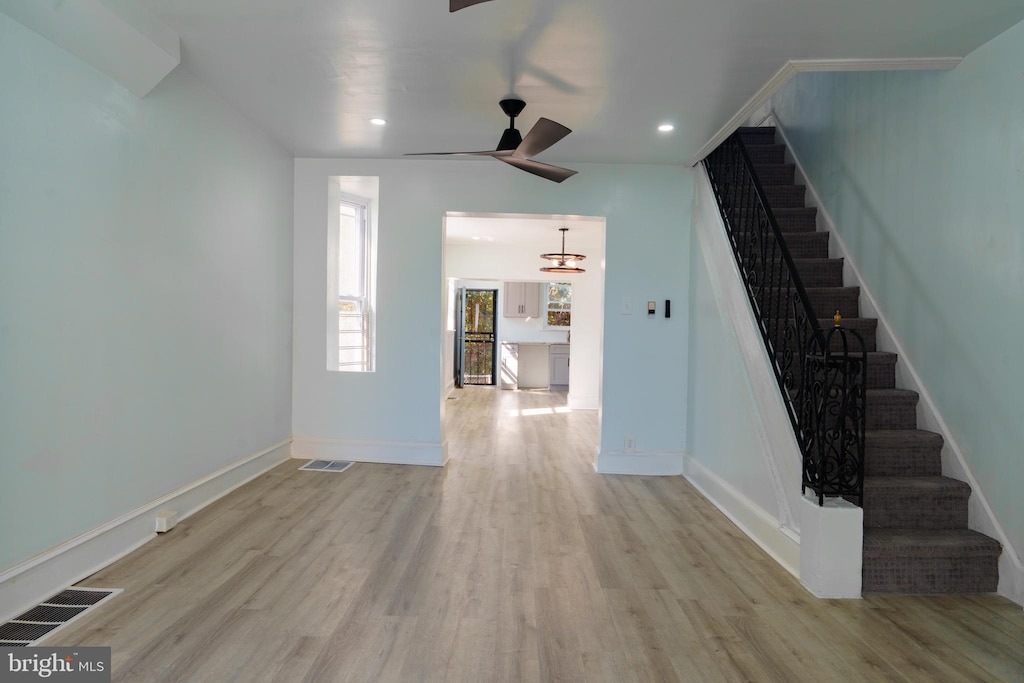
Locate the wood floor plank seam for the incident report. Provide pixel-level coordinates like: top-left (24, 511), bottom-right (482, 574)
top-left (46, 387), bottom-right (1023, 682)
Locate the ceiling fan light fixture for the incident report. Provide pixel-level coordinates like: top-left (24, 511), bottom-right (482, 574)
top-left (540, 227), bottom-right (586, 273)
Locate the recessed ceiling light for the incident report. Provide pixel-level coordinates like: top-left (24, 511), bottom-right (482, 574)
top-left (472, 236), bottom-right (481, 240)
top-left (658, 123), bottom-right (675, 133)
top-left (370, 118), bottom-right (387, 126)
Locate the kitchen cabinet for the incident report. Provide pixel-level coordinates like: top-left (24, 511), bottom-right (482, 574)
top-left (503, 282), bottom-right (541, 318)
top-left (517, 343), bottom-right (550, 388)
top-left (499, 342), bottom-right (518, 390)
top-left (549, 344), bottom-right (570, 386)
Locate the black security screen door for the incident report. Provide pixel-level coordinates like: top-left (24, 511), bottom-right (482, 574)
top-left (463, 289), bottom-right (497, 386)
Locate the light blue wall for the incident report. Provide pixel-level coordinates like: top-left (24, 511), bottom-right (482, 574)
top-left (771, 20), bottom-right (1024, 556)
top-left (0, 15), bottom-right (294, 571)
top-left (293, 159), bottom-right (691, 457)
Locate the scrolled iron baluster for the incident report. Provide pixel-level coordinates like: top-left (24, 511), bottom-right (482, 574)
top-left (702, 132), bottom-right (866, 507)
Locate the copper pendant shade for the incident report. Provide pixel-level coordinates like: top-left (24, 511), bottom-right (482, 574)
top-left (540, 227), bottom-right (586, 273)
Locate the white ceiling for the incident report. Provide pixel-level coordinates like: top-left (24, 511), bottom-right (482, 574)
top-left (137, 0), bottom-right (1024, 165)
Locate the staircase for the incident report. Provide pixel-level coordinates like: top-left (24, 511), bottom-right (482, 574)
top-left (732, 126), bottom-right (1002, 594)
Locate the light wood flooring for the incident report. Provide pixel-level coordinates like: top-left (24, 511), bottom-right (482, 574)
top-left (53, 387), bottom-right (1023, 682)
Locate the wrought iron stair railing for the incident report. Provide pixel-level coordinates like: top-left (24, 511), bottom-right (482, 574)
top-left (702, 132), bottom-right (867, 506)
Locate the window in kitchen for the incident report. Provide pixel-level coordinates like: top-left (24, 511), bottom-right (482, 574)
top-left (545, 282), bottom-right (572, 328)
top-left (327, 177), bottom-right (378, 372)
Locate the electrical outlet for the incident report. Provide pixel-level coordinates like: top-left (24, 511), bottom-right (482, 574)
top-left (624, 435), bottom-right (636, 452)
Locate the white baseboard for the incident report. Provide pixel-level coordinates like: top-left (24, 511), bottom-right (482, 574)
top-left (567, 391), bottom-right (598, 411)
top-left (773, 116), bottom-right (1024, 607)
top-left (0, 438), bottom-right (292, 623)
top-left (594, 450), bottom-right (683, 476)
top-left (683, 455), bottom-right (800, 578)
top-left (291, 436), bottom-right (447, 467)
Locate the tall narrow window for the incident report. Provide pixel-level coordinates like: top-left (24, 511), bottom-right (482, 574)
top-left (545, 282), bottom-right (572, 328)
top-left (327, 177), bottom-right (377, 372)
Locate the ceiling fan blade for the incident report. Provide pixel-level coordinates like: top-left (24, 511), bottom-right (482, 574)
top-left (450, 0), bottom-right (493, 11)
top-left (404, 150), bottom-right (513, 157)
top-left (513, 117), bottom-right (571, 159)
top-left (498, 156), bottom-right (577, 183)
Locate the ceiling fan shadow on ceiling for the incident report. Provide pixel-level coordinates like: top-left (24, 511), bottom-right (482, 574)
top-left (451, 0), bottom-right (494, 11)
top-left (404, 97), bottom-right (577, 183)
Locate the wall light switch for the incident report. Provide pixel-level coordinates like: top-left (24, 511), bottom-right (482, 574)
top-left (622, 298), bottom-right (633, 315)
top-left (647, 301), bottom-right (656, 315)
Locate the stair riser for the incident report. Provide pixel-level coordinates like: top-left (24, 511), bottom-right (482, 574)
top-left (743, 145), bottom-right (786, 165)
top-left (863, 490), bottom-right (969, 529)
top-left (867, 399), bottom-right (917, 430)
top-left (862, 557), bottom-right (998, 594)
top-left (864, 432), bottom-right (944, 477)
top-left (784, 233), bottom-right (829, 259)
top-left (731, 232), bottom-right (829, 259)
top-left (864, 361), bottom-right (895, 389)
top-left (790, 260), bottom-right (844, 288)
top-left (749, 289), bottom-right (858, 325)
top-left (803, 288), bottom-right (859, 319)
top-left (778, 333), bottom-right (876, 356)
top-left (864, 448), bottom-right (942, 477)
top-left (751, 164), bottom-right (795, 186)
top-left (817, 320), bottom-right (876, 351)
top-left (732, 208), bottom-right (818, 233)
top-left (737, 129), bottom-right (776, 145)
top-left (783, 359), bottom-right (893, 390)
top-left (727, 212), bottom-right (819, 237)
top-left (727, 185), bottom-right (806, 208)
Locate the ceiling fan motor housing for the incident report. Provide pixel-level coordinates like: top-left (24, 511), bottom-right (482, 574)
top-left (496, 98), bottom-right (527, 150)
top-left (497, 127), bottom-right (523, 151)
top-left (499, 97), bottom-right (526, 118)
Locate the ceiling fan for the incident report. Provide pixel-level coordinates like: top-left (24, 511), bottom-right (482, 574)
top-left (405, 97), bottom-right (577, 183)
top-left (450, 0), bottom-right (493, 11)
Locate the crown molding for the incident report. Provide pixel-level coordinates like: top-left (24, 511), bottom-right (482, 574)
top-left (687, 57), bottom-right (963, 167)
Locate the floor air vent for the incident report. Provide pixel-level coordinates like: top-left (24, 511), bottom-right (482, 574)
top-left (299, 459), bottom-right (354, 473)
top-left (0, 587), bottom-right (121, 646)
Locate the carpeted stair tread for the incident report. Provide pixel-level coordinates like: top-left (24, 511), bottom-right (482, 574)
top-left (864, 475), bottom-right (970, 495)
top-left (863, 528), bottom-right (1001, 558)
top-left (715, 130), bottom-right (1004, 594)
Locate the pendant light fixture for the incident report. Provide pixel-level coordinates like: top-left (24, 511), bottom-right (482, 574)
top-left (540, 227), bottom-right (586, 273)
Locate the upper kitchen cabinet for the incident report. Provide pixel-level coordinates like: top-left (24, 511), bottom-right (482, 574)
top-left (504, 282), bottom-right (541, 318)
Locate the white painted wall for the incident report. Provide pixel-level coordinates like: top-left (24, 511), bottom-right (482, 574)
top-left (770, 20), bottom-right (1024, 602)
top-left (293, 159), bottom-right (690, 472)
top-left (0, 14), bottom-right (294, 572)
